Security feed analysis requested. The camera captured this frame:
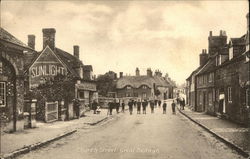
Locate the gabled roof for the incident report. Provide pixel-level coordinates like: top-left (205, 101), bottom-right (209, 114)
top-left (0, 27), bottom-right (32, 50)
top-left (196, 57), bottom-right (216, 76)
top-left (25, 46), bottom-right (84, 78)
top-left (116, 75), bottom-right (172, 89)
top-left (186, 66), bottom-right (202, 80)
top-left (230, 35), bottom-right (246, 46)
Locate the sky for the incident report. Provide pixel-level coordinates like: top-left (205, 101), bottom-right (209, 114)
top-left (1, 0), bottom-right (249, 85)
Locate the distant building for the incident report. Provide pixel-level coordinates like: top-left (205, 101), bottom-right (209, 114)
top-left (116, 68), bottom-right (175, 100)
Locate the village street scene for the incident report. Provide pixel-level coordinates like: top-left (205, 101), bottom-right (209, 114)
top-left (0, 1), bottom-right (249, 159)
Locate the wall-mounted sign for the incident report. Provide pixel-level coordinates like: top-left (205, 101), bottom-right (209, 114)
top-left (76, 82), bottom-right (96, 91)
top-left (29, 46), bottom-right (68, 89)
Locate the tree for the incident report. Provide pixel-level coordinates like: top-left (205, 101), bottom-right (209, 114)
top-left (96, 71), bottom-right (117, 96)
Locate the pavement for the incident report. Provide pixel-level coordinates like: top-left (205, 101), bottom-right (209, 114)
top-left (0, 108), bottom-right (113, 159)
top-left (15, 101), bottom-right (246, 159)
top-left (178, 105), bottom-right (250, 158)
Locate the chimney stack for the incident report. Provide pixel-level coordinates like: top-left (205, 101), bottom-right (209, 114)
top-left (136, 67), bottom-right (140, 76)
top-left (147, 68), bottom-right (152, 77)
top-left (42, 28), bottom-right (56, 50)
top-left (28, 34), bottom-right (35, 49)
top-left (209, 31), bottom-right (212, 37)
top-left (73, 45), bottom-right (79, 58)
top-left (120, 72), bottom-right (123, 78)
top-left (200, 49), bottom-right (208, 66)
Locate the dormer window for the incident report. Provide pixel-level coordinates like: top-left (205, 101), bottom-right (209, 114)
top-left (126, 86), bottom-right (132, 89)
top-left (141, 85), bottom-right (148, 89)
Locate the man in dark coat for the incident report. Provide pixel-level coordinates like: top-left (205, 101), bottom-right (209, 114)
top-left (158, 100), bottom-right (162, 108)
top-left (137, 99), bottom-right (142, 114)
top-left (142, 99), bottom-right (147, 114)
top-left (150, 100), bottom-right (155, 113)
top-left (92, 100), bottom-right (98, 114)
top-left (108, 101), bottom-right (113, 115)
top-left (115, 99), bottom-right (120, 113)
top-left (128, 99), bottom-right (133, 115)
top-left (73, 98), bottom-right (80, 118)
top-left (163, 101), bottom-right (167, 114)
top-left (121, 100), bottom-right (125, 113)
top-left (172, 100), bottom-right (176, 114)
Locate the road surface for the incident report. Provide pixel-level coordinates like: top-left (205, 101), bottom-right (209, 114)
top-left (18, 101), bottom-right (244, 159)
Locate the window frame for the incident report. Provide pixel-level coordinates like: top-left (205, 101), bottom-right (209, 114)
top-left (228, 87), bottom-right (232, 103)
top-left (0, 82), bottom-right (6, 107)
top-left (0, 61), bottom-right (3, 74)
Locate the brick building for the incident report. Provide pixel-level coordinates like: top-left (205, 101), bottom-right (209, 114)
top-left (24, 28), bottom-right (97, 121)
top-left (0, 28), bottom-right (34, 132)
top-left (116, 68), bottom-right (174, 100)
top-left (186, 13), bottom-right (250, 125)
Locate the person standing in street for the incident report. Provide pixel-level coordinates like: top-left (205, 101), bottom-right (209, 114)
top-left (158, 100), bottom-right (162, 108)
top-left (172, 100), bottom-right (176, 114)
top-left (154, 99), bottom-right (158, 107)
top-left (150, 100), bottom-right (155, 113)
top-left (92, 100), bottom-right (98, 114)
top-left (115, 98), bottom-right (120, 113)
top-left (121, 100), bottom-right (125, 113)
top-left (108, 100), bottom-right (114, 115)
top-left (137, 99), bottom-right (142, 114)
top-left (142, 99), bottom-right (147, 114)
top-left (182, 98), bottom-right (185, 110)
top-left (163, 101), bottom-right (167, 114)
top-left (128, 99), bottom-right (133, 115)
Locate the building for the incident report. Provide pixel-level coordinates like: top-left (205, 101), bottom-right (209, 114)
top-left (186, 13), bottom-right (250, 125)
top-left (24, 28), bottom-right (97, 121)
top-left (116, 68), bottom-right (175, 100)
top-left (0, 27), bottom-right (34, 132)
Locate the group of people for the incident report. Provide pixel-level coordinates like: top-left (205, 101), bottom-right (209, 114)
top-left (127, 99), bottom-right (178, 115)
top-left (107, 99), bottom-right (125, 115)
top-left (93, 98), bottom-right (184, 116)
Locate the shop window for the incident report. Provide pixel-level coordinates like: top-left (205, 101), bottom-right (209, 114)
top-left (0, 82), bottom-right (6, 107)
top-left (79, 91), bottom-right (85, 99)
top-left (228, 87), bottom-right (232, 103)
top-left (0, 61), bottom-right (2, 74)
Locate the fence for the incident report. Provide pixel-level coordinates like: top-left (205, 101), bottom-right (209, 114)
top-left (45, 101), bottom-right (58, 122)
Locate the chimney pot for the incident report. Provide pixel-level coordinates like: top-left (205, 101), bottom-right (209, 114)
top-left (42, 28), bottom-right (56, 50)
top-left (120, 72), bottom-right (123, 78)
top-left (73, 45), bottom-right (79, 58)
top-left (28, 34), bottom-right (35, 49)
top-left (209, 31), bottom-right (212, 37)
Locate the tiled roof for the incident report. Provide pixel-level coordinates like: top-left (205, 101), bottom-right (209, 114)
top-left (54, 48), bottom-right (84, 78)
top-left (230, 36), bottom-right (246, 46)
top-left (116, 75), bottom-right (172, 89)
top-left (0, 27), bottom-right (31, 49)
top-left (196, 57), bottom-right (216, 76)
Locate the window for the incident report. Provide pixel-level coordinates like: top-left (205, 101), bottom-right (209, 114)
top-left (0, 82), bottom-right (6, 107)
top-left (246, 89), bottom-right (250, 106)
top-left (79, 91), bottom-right (85, 99)
top-left (208, 92), bottom-right (213, 106)
top-left (209, 73), bottom-right (213, 83)
top-left (228, 87), bottom-right (232, 103)
top-left (142, 85), bottom-right (148, 89)
top-left (0, 61), bottom-right (2, 74)
top-left (142, 93), bottom-right (147, 98)
top-left (229, 47), bottom-right (233, 60)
